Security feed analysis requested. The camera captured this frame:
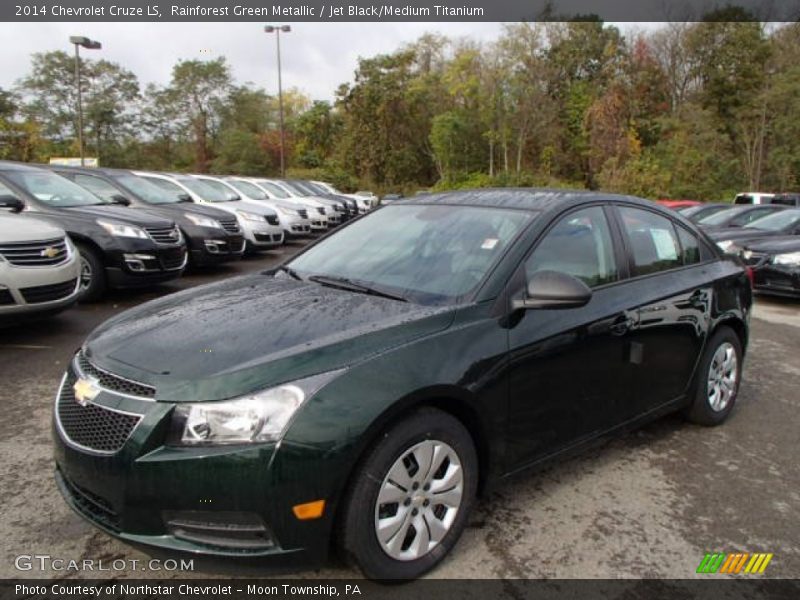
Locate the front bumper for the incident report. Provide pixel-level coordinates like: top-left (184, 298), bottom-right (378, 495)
top-left (752, 264), bottom-right (800, 297)
top-left (186, 229), bottom-right (245, 266)
top-left (51, 358), bottom-right (340, 563)
top-left (105, 240), bottom-right (187, 289)
top-left (0, 255), bottom-right (81, 317)
top-left (240, 220), bottom-right (284, 249)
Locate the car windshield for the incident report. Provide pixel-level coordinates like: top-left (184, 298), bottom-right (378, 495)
top-left (748, 209), bottom-right (800, 231)
top-left (177, 178), bottom-right (232, 202)
top-left (116, 174), bottom-right (182, 204)
top-left (699, 207), bottom-right (747, 225)
top-left (256, 181), bottom-right (291, 199)
top-left (228, 180), bottom-right (268, 200)
top-left (681, 205), bottom-right (727, 219)
top-left (281, 181), bottom-right (311, 197)
top-left (287, 204), bottom-right (534, 305)
top-left (5, 170), bottom-right (104, 208)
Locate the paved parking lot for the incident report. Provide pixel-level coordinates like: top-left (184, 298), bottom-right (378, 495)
top-left (0, 242), bottom-right (798, 579)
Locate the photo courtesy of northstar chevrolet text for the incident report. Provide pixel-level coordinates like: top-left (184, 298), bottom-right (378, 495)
top-left (0, 0), bottom-right (798, 597)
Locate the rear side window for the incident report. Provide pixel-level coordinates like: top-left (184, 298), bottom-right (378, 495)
top-left (676, 226), bottom-right (701, 265)
top-left (73, 174), bottom-right (120, 202)
top-left (734, 194), bottom-right (753, 205)
top-left (525, 206), bottom-right (618, 288)
top-left (729, 207), bottom-right (778, 226)
top-left (619, 207), bottom-right (682, 276)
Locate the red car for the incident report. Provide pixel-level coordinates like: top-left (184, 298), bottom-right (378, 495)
top-left (656, 199), bottom-right (702, 210)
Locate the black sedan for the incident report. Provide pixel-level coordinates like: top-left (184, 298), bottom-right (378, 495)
top-left (678, 203), bottom-right (732, 223)
top-left (53, 189), bottom-right (750, 579)
top-left (738, 236), bottom-right (800, 297)
top-left (707, 208), bottom-right (800, 254)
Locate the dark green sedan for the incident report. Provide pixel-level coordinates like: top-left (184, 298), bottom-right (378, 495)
top-left (53, 189), bottom-right (751, 579)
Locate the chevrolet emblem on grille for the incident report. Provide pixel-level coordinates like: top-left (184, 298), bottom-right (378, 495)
top-left (73, 378), bottom-right (101, 407)
top-left (40, 246), bottom-right (60, 258)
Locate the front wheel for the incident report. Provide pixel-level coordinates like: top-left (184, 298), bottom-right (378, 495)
top-left (683, 326), bottom-right (743, 426)
top-left (339, 408), bottom-right (477, 579)
top-left (75, 243), bottom-right (106, 302)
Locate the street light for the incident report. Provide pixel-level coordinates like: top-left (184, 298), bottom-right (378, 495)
top-left (264, 25), bottom-right (291, 177)
top-left (69, 36), bottom-right (102, 167)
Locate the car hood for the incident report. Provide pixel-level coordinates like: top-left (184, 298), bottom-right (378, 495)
top-left (706, 227), bottom-right (777, 243)
top-left (0, 213), bottom-right (65, 242)
top-left (135, 203), bottom-right (234, 224)
top-left (66, 205), bottom-right (174, 227)
top-left (741, 236), bottom-right (800, 254)
top-left (84, 274), bottom-right (455, 401)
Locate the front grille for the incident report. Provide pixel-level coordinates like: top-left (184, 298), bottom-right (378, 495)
top-left (254, 233), bottom-right (281, 243)
top-left (265, 215), bottom-right (279, 226)
top-left (0, 289), bottom-right (14, 305)
top-left (0, 237), bottom-right (69, 266)
top-left (160, 247), bottom-right (186, 270)
top-left (77, 351), bottom-right (156, 398)
top-left (316, 207), bottom-right (326, 215)
top-left (20, 278), bottom-right (77, 304)
top-left (219, 218), bottom-right (240, 234)
top-left (144, 225), bottom-right (181, 245)
top-left (57, 470), bottom-right (120, 532)
top-left (297, 209), bottom-right (308, 219)
top-left (56, 374), bottom-right (142, 454)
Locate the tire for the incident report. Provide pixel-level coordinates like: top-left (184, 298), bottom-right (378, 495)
top-left (339, 408), bottom-right (478, 580)
top-left (683, 326), bottom-right (743, 426)
top-left (75, 243), bottom-right (106, 302)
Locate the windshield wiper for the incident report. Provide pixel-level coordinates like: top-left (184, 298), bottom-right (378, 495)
top-left (308, 274), bottom-right (407, 302)
top-left (277, 265), bottom-right (303, 280)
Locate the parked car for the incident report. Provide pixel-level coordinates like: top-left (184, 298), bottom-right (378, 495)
top-left (737, 236), bottom-right (800, 298)
top-left (698, 204), bottom-right (787, 230)
top-left (768, 193), bottom-right (800, 207)
top-left (134, 172), bottom-right (283, 252)
top-left (53, 189), bottom-right (750, 579)
top-left (656, 199), bottom-right (701, 210)
top-left (707, 208), bottom-right (800, 253)
top-left (734, 192), bottom-right (774, 205)
top-left (313, 181), bottom-right (375, 213)
top-left (678, 203), bottom-right (732, 223)
top-left (300, 180), bottom-right (360, 217)
top-left (381, 193), bottom-right (403, 204)
top-left (218, 176), bottom-right (314, 240)
top-left (256, 179), bottom-right (331, 232)
top-left (47, 166), bottom-right (245, 268)
top-left (0, 213), bottom-right (81, 323)
top-left (280, 180), bottom-right (350, 224)
top-left (0, 162), bottom-right (186, 301)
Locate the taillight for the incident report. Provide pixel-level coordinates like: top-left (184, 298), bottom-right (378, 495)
top-left (745, 267), bottom-right (755, 287)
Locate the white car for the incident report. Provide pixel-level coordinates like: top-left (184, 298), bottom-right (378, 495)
top-left (134, 172), bottom-right (284, 252)
top-left (249, 179), bottom-right (330, 232)
top-left (734, 192), bottom-right (775, 205)
top-left (0, 213), bottom-right (81, 322)
top-left (314, 181), bottom-right (375, 213)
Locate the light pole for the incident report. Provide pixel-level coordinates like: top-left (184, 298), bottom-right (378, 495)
top-left (264, 25), bottom-right (290, 177)
top-left (69, 36), bottom-right (101, 167)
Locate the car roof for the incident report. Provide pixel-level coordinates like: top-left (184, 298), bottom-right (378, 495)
top-left (0, 161), bottom-right (46, 172)
top-left (400, 188), bottom-right (648, 212)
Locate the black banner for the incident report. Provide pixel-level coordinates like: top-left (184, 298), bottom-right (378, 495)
top-left (2, 0), bottom-right (799, 22)
top-left (3, 579), bottom-right (800, 600)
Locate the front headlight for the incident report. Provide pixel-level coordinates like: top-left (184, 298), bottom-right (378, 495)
top-left (773, 251), bottom-right (800, 266)
top-left (96, 219), bottom-right (148, 239)
top-left (716, 240), bottom-right (737, 253)
top-left (171, 369), bottom-right (345, 446)
top-left (185, 214), bottom-right (222, 229)
top-left (237, 210), bottom-right (265, 222)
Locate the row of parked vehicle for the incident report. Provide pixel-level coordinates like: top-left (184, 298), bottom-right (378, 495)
top-left (0, 160), bottom-right (376, 322)
top-left (664, 199), bottom-right (800, 298)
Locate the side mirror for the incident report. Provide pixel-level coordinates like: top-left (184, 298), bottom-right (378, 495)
top-left (110, 194), bottom-right (131, 206)
top-left (177, 193), bottom-right (193, 203)
top-left (513, 270), bottom-right (592, 310)
top-left (0, 194), bottom-right (24, 213)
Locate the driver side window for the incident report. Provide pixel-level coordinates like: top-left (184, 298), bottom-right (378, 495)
top-left (525, 206), bottom-right (618, 288)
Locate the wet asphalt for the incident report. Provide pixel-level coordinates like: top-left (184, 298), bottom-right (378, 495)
top-left (0, 240), bottom-right (798, 579)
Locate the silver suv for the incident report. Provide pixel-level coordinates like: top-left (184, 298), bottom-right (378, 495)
top-left (0, 213), bottom-right (81, 322)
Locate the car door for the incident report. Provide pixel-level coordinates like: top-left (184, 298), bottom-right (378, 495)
top-left (505, 205), bottom-right (637, 470)
top-left (611, 204), bottom-right (710, 419)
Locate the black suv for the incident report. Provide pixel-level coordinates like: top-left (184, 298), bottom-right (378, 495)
top-left (0, 162), bottom-right (187, 300)
top-left (48, 166), bottom-right (245, 268)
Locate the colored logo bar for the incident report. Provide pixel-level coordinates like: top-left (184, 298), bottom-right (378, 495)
top-left (697, 553), bottom-right (773, 574)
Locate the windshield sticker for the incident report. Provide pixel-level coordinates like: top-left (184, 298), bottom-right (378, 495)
top-left (481, 238), bottom-right (499, 250)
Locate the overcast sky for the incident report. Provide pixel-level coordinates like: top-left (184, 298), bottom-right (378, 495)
top-left (0, 22), bottom-right (514, 102)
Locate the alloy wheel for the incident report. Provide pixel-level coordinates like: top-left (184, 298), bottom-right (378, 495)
top-left (374, 440), bottom-right (464, 561)
top-left (79, 256), bottom-right (93, 292)
top-left (707, 342), bottom-right (738, 412)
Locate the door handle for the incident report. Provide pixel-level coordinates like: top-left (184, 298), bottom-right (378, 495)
top-left (610, 315), bottom-right (634, 336)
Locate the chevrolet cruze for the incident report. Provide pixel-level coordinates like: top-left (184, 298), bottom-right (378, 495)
top-left (53, 190), bottom-right (751, 579)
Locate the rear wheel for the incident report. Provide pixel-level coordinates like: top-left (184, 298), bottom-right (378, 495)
top-left (76, 243), bottom-right (106, 302)
top-left (683, 326), bottom-right (743, 426)
top-left (339, 408), bottom-right (477, 579)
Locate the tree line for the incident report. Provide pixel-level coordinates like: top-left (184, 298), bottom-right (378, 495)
top-left (1, 16), bottom-right (799, 200)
